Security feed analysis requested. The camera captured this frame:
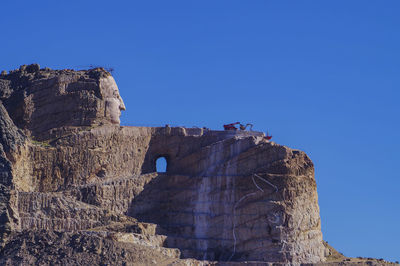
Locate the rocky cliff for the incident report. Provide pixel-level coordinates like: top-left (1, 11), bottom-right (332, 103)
top-left (0, 65), bottom-right (394, 265)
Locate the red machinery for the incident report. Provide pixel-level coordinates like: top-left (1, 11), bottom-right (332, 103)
top-left (223, 122), bottom-right (240, 130)
top-left (223, 122), bottom-right (273, 140)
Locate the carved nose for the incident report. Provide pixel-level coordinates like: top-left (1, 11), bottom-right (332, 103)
top-left (119, 101), bottom-right (126, 111)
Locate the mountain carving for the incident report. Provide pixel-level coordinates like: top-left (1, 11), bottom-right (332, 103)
top-left (0, 65), bottom-right (393, 265)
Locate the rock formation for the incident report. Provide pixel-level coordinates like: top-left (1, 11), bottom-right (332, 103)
top-left (0, 65), bottom-right (395, 265)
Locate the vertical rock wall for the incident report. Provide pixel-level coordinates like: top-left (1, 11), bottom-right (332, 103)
top-left (128, 136), bottom-right (325, 263)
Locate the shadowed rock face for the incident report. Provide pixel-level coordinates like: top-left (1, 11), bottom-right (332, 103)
top-left (0, 65), bottom-right (333, 264)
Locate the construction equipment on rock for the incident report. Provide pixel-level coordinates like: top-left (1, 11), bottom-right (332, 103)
top-left (223, 122), bottom-right (273, 140)
top-left (239, 123), bottom-right (253, 131)
top-left (223, 122), bottom-right (240, 130)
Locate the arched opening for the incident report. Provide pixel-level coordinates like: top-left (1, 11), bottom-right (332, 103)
top-left (156, 156), bottom-right (168, 173)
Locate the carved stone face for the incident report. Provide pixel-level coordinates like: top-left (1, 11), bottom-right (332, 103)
top-left (1, 68), bottom-right (127, 138)
top-left (100, 76), bottom-right (126, 124)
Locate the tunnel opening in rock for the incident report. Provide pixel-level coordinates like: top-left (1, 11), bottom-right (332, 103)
top-left (156, 156), bottom-right (168, 173)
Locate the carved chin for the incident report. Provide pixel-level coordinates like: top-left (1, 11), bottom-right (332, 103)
top-left (110, 114), bottom-right (120, 124)
top-left (105, 99), bottom-right (121, 124)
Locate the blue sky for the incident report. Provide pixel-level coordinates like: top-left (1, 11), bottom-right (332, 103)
top-left (1, 1), bottom-right (399, 262)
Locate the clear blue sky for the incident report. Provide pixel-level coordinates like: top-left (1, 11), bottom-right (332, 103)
top-left (1, 1), bottom-right (399, 262)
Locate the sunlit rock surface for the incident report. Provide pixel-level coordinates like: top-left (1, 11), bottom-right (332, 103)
top-left (0, 65), bottom-right (392, 265)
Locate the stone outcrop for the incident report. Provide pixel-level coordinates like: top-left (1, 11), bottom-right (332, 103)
top-left (0, 65), bottom-right (393, 265)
